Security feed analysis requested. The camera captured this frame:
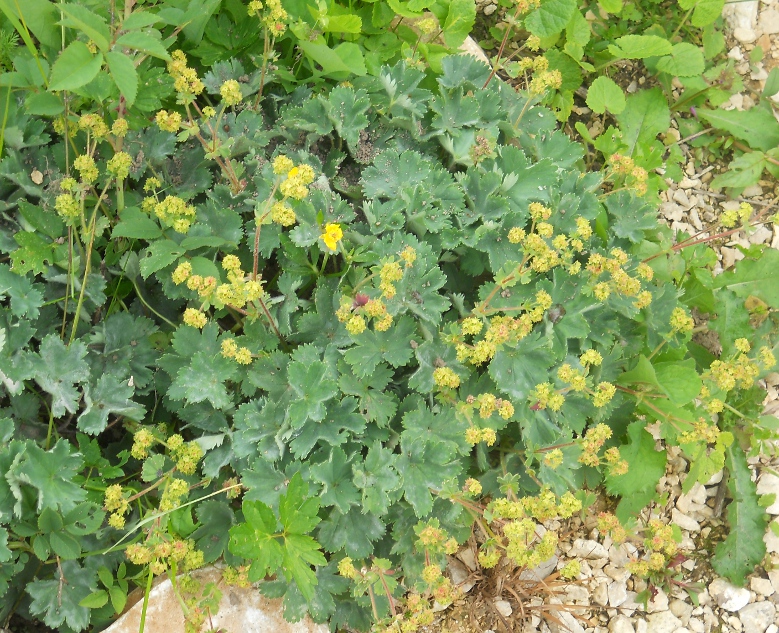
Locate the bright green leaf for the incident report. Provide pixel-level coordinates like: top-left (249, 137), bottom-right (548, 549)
top-left (49, 41), bottom-right (103, 91)
top-left (586, 76), bottom-right (626, 114)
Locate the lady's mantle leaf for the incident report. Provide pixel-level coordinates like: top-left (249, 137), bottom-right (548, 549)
top-left (27, 560), bottom-right (96, 631)
top-left (32, 335), bottom-right (89, 417)
top-left (78, 374), bottom-right (146, 435)
top-left (712, 445), bottom-right (768, 584)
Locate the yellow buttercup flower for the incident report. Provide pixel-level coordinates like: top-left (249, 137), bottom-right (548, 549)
top-left (320, 223), bottom-right (343, 251)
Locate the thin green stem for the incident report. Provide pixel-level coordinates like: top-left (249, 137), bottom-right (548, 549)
top-left (139, 566), bottom-right (154, 633)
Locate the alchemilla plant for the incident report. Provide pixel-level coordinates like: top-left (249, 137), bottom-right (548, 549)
top-left (0, 1), bottom-right (778, 632)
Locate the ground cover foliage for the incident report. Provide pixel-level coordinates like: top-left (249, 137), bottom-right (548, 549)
top-left (479, 0), bottom-right (779, 196)
top-left (0, 0), bottom-right (777, 631)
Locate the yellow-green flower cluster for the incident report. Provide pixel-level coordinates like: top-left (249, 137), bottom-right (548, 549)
top-left (221, 337), bottom-right (254, 365)
top-left (578, 423), bottom-right (613, 467)
top-left (465, 426), bottom-right (497, 446)
top-left (280, 163), bottom-right (316, 200)
top-left (560, 559), bottom-right (581, 579)
top-left (604, 447), bottom-right (629, 476)
top-left (378, 258), bottom-right (406, 299)
top-left (432, 366), bottom-right (460, 390)
top-left (107, 151), bottom-right (132, 180)
top-left (464, 478), bottom-right (482, 496)
top-left (706, 353), bottom-right (762, 393)
top-left (183, 308), bottom-right (207, 328)
top-left (678, 418), bottom-right (724, 445)
top-left (153, 195), bottom-right (196, 233)
top-left (627, 519), bottom-right (679, 578)
top-left (131, 427), bottom-right (157, 459)
top-left (104, 484), bottom-right (130, 529)
top-left (74, 154), bottom-right (99, 183)
top-left (126, 538), bottom-right (204, 575)
top-left (271, 201), bottom-right (296, 227)
top-left (597, 512), bottom-right (627, 544)
top-left (531, 382), bottom-right (565, 411)
top-left (78, 113), bottom-right (109, 139)
top-left (585, 250), bottom-right (649, 307)
top-left (156, 110), bottom-right (183, 133)
top-left (167, 50), bottom-right (204, 96)
top-left (112, 118), bottom-right (128, 138)
top-left (609, 154), bottom-right (649, 196)
top-left (220, 79), bottom-right (242, 106)
top-left (670, 307), bottom-right (695, 333)
top-left (336, 295), bottom-right (393, 333)
top-left (171, 438), bottom-right (204, 476)
top-left (720, 201), bottom-right (753, 228)
top-left (337, 556), bottom-right (357, 579)
top-left (55, 193), bottom-right (81, 220)
top-left (160, 477), bottom-right (189, 511)
top-left (580, 349), bottom-right (603, 366)
top-left (222, 565), bottom-right (251, 588)
top-left (543, 448), bottom-right (564, 469)
top-left (248, 0), bottom-right (288, 34)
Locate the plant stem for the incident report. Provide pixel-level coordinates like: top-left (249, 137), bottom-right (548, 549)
top-left (139, 566), bottom-right (154, 633)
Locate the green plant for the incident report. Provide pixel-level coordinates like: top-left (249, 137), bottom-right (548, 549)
top-left (0, 8), bottom-right (777, 633)
top-left (476, 0), bottom-right (779, 196)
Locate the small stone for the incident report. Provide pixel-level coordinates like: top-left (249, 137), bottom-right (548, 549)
top-left (565, 585), bottom-right (590, 605)
top-left (734, 27), bottom-right (757, 43)
top-left (569, 538), bottom-right (608, 559)
top-left (706, 470), bottom-right (724, 486)
top-left (608, 580), bottom-right (628, 607)
top-left (648, 587), bottom-right (669, 613)
top-left (742, 183), bottom-right (763, 197)
top-left (519, 555), bottom-right (558, 581)
top-left (709, 578), bottom-right (751, 611)
top-left (739, 601), bottom-right (776, 632)
top-left (604, 564), bottom-right (630, 582)
top-left (670, 598), bottom-right (694, 623)
top-left (721, 246), bottom-right (742, 269)
top-left (493, 599), bottom-right (512, 617)
top-left (608, 615), bottom-right (634, 633)
top-left (728, 46), bottom-right (744, 60)
top-left (483, 3), bottom-right (496, 15)
top-left (593, 582), bottom-right (609, 607)
top-left (760, 9), bottom-right (779, 34)
top-left (548, 610), bottom-right (585, 633)
top-left (752, 577), bottom-right (775, 597)
top-left (765, 524), bottom-right (779, 553)
top-left (457, 548), bottom-right (477, 571)
top-left (750, 225), bottom-right (774, 245)
top-left (671, 508), bottom-right (701, 532)
top-left (646, 610), bottom-right (682, 633)
top-left (673, 188), bottom-right (691, 207)
top-left (766, 625), bottom-right (778, 633)
top-left (757, 473), bottom-right (779, 514)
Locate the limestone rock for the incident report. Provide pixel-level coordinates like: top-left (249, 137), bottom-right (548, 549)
top-left (645, 610), bottom-right (682, 633)
top-left (709, 578), bottom-right (751, 611)
top-left (608, 615), bottom-right (635, 633)
top-left (739, 601), bottom-right (776, 632)
top-left (569, 538), bottom-right (608, 559)
top-left (104, 566), bottom-right (327, 633)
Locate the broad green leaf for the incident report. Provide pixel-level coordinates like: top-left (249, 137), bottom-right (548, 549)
top-left (168, 352), bottom-right (237, 410)
top-left (115, 31), bottom-right (171, 60)
top-left (605, 421), bottom-right (667, 524)
top-left (442, 0), bottom-right (476, 48)
top-left (608, 35), bottom-right (673, 59)
top-left (59, 4), bottom-right (111, 51)
top-left (25, 91), bottom-right (64, 115)
top-left (653, 359), bottom-right (701, 405)
top-left (598, 0), bottom-right (622, 13)
top-left (191, 500), bottom-right (235, 563)
top-left (105, 51), bottom-right (138, 106)
top-left (710, 152), bottom-right (767, 191)
top-left (616, 88), bottom-right (670, 156)
top-left (697, 107), bottom-right (779, 152)
top-left (112, 207), bottom-right (162, 240)
top-left (320, 13), bottom-right (361, 33)
top-left (343, 317), bottom-right (417, 377)
top-left (712, 248), bottom-right (779, 308)
top-left (585, 76), bottom-right (625, 114)
top-left (656, 42), bottom-right (705, 78)
top-left (50, 530), bottom-right (82, 559)
top-left (679, 0), bottom-right (725, 27)
top-left (352, 441), bottom-right (401, 516)
top-left (49, 41), bottom-right (103, 91)
top-left (525, 0), bottom-right (577, 39)
top-left (712, 445), bottom-right (767, 584)
top-left (318, 508), bottom-right (386, 558)
top-left (0, 0), bottom-right (59, 50)
top-left (79, 590), bottom-right (109, 609)
top-left (298, 40), bottom-right (367, 77)
top-left (122, 10), bottom-right (160, 30)
top-left (309, 448), bottom-right (360, 513)
top-left (139, 239), bottom-right (185, 278)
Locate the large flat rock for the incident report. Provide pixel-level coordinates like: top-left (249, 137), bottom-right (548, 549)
top-left (104, 566), bottom-right (327, 633)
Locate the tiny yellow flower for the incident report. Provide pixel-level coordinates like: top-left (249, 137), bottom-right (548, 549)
top-left (320, 223), bottom-right (343, 251)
